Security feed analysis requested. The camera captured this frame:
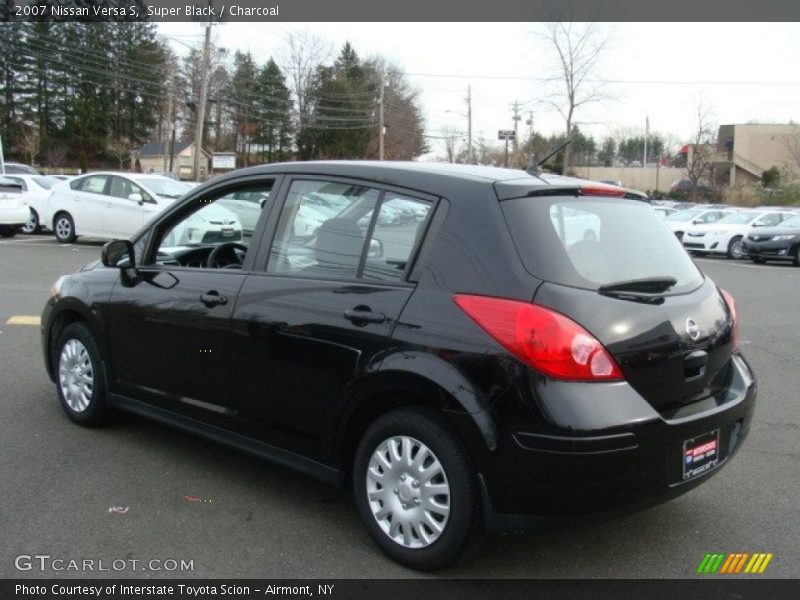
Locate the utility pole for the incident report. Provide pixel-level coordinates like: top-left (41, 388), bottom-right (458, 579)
top-left (0, 134), bottom-right (5, 174)
top-left (193, 22), bottom-right (212, 181)
top-left (511, 101), bottom-right (522, 158)
top-left (525, 111), bottom-right (534, 165)
top-left (163, 65), bottom-right (174, 173)
top-left (466, 85), bottom-right (472, 164)
top-left (378, 76), bottom-right (387, 160)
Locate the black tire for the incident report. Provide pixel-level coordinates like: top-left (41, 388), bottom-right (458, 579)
top-left (0, 226), bottom-right (17, 238)
top-left (21, 208), bottom-right (40, 234)
top-left (352, 407), bottom-right (479, 570)
top-left (52, 322), bottom-right (111, 426)
top-left (727, 236), bottom-right (744, 259)
top-left (53, 212), bottom-right (76, 243)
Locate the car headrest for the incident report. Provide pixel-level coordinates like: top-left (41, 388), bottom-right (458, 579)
top-left (314, 218), bottom-right (364, 267)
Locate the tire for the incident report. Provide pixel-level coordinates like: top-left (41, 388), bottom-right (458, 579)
top-left (352, 407), bottom-right (479, 570)
top-left (21, 208), bottom-right (40, 234)
top-left (0, 227), bottom-right (17, 238)
top-left (52, 322), bottom-right (111, 426)
top-left (53, 212), bottom-right (76, 243)
top-left (794, 246), bottom-right (800, 267)
top-left (727, 236), bottom-right (744, 259)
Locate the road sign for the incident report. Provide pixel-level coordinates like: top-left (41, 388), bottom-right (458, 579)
top-left (498, 130), bottom-right (516, 141)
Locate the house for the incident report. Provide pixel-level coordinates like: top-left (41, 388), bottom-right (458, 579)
top-left (134, 141), bottom-right (211, 181)
top-left (713, 124), bottom-right (800, 186)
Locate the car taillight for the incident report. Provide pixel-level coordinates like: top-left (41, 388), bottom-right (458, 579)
top-left (453, 294), bottom-right (623, 381)
top-left (720, 288), bottom-right (739, 350)
top-left (579, 185), bottom-right (626, 197)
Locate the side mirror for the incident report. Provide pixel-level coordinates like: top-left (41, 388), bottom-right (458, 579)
top-left (102, 239), bottom-right (135, 269)
top-left (367, 238), bottom-right (384, 259)
top-left (692, 219), bottom-right (700, 225)
top-left (752, 222), bottom-right (763, 228)
top-left (128, 192), bottom-right (143, 205)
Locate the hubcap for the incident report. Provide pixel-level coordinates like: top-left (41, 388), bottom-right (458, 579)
top-left (731, 239), bottom-right (743, 258)
top-left (58, 339), bottom-right (94, 412)
top-left (23, 211), bottom-right (37, 234)
top-left (56, 218), bottom-right (71, 239)
top-left (366, 436), bottom-right (451, 549)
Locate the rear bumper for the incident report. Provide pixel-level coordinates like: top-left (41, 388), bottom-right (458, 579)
top-left (741, 240), bottom-right (795, 260)
top-left (478, 353), bottom-right (756, 530)
top-left (0, 205), bottom-right (29, 226)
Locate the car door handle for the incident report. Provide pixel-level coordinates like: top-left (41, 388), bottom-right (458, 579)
top-left (344, 308), bottom-right (386, 324)
top-left (200, 291), bottom-right (228, 307)
top-left (106, 202), bottom-right (113, 207)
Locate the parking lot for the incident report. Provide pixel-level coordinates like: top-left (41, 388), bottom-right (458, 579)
top-left (1, 234), bottom-right (798, 579)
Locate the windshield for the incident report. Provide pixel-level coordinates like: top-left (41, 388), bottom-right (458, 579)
top-left (33, 176), bottom-right (61, 189)
top-left (665, 208), bottom-right (702, 222)
top-left (135, 178), bottom-right (192, 199)
top-left (717, 212), bottom-right (759, 225)
top-left (778, 215), bottom-right (800, 228)
top-left (502, 197), bottom-right (703, 293)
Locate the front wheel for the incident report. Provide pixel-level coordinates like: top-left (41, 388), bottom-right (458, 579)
top-left (53, 212), bottom-right (76, 243)
top-left (352, 408), bottom-right (479, 570)
top-left (727, 236), bottom-right (744, 259)
top-left (53, 322), bottom-right (111, 426)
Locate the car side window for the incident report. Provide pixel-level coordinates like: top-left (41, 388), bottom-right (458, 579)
top-left (108, 176), bottom-right (146, 201)
top-left (361, 194), bottom-right (432, 281)
top-left (79, 175), bottom-right (108, 194)
top-left (6, 176), bottom-right (27, 191)
top-left (267, 179), bottom-right (380, 279)
top-left (147, 181), bottom-right (274, 269)
top-left (757, 213), bottom-right (782, 227)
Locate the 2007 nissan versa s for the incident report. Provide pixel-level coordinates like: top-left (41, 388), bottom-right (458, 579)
top-left (42, 162), bottom-right (756, 570)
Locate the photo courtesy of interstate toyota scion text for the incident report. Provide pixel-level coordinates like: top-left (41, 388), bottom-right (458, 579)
top-left (41, 161), bottom-right (756, 570)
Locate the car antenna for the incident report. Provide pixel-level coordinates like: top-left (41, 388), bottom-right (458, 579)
top-left (526, 138), bottom-right (572, 176)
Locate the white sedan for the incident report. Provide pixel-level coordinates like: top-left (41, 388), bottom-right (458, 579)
top-left (1, 174), bottom-right (63, 233)
top-left (682, 210), bottom-right (796, 258)
top-left (0, 176), bottom-right (31, 238)
top-left (45, 173), bottom-right (198, 243)
top-left (663, 207), bottom-right (737, 241)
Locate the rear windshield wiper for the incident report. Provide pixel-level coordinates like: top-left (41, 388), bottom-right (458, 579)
top-left (598, 276), bottom-right (678, 295)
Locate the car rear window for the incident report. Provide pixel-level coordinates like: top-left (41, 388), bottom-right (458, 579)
top-left (501, 196), bottom-right (704, 293)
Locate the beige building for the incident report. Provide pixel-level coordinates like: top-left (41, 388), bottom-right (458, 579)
top-left (134, 141), bottom-right (211, 181)
top-left (713, 124), bottom-right (800, 186)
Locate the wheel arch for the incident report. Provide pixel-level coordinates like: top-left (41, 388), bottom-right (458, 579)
top-left (45, 301), bottom-right (106, 381)
top-left (332, 351), bottom-right (498, 475)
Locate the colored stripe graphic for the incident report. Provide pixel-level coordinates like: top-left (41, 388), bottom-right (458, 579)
top-left (758, 554), bottom-right (773, 573)
top-left (734, 553), bottom-right (749, 573)
top-left (698, 552), bottom-right (772, 575)
top-left (697, 554), bottom-right (712, 573)
top-left (720, 554), bottom-right (737, 574)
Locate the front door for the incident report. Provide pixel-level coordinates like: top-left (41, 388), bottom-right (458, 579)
top-left (231, 178), bottom-right (434, 459)
top-left (104, 178), bottom-right (276, 427)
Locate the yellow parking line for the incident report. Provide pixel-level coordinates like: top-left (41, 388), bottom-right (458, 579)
top-left (5, 316), bottom-right (41, 325)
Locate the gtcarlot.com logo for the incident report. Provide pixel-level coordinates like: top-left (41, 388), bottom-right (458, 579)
top-left (697, 552), bottom-right (774, 574)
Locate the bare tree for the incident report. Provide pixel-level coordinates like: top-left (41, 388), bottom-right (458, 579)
top-left (15, 124), bottom-right (40, 167)
top-left (44, 145), bottom-right (67, 169)
top-left (686, 100), bottom-right (718, 199)
top-left (438, 125), bottom-right (463, 163)
top-left (278, 30), bottom-right (332, 120)
top-left (107, 138), bottom-right (135, 170)
top-left (779, 125), bottom-right (800, 177)
top-left (539, 22), bottom-right (611, 169)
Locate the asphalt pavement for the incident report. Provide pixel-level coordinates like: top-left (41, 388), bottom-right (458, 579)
top-left (1, 234), bottom-right (798, 578)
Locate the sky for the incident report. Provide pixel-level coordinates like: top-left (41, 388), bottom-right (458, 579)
top-left (157, 22), bottom-right (800, 158)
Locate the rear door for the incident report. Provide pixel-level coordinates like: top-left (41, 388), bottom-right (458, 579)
top-left (73, 174), bottom-right (109, 234)
top-left (502, 196), bottom-right (734, 415)
top-left (231, 177), bottom-right (435, 459)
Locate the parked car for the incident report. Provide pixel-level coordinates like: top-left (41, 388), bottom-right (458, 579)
top-left (0, 176), bottom-right (30, 237)
top-left (1, 162), bottom-right (40, 175)
top-left (663, 207), bottom-right (737, 241)
top-left (44, 173), bottom-right (198, 243)
top-left (670, 179), bottom-right (713, 197)
top-left (683, 210), bottom-right (796, 259)
top-left (42, 162), bottom-right (755, 570)
top-left (1, 174), bottom-right (63, 233)
top-left (741, 213), bottom-right (800, 265)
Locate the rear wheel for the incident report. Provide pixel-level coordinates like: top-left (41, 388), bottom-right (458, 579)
top-left (21, 208), bottom-right (39, 234)
top-left (53, 212), bottom-right (76, 243)
top-left (53, 322), bottom-right (111, 426)
top-left (352, 408), bottom-right (479, 570)
top-left (0, 227), bottom-right (17, 238)
top-left (727, 236), bottom-right (744, 259)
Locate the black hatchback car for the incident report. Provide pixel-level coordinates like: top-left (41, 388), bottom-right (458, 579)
top-left (741, 212), bottom-right (800, 265)
top-left (42, 162), bottom-right (756, 570)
